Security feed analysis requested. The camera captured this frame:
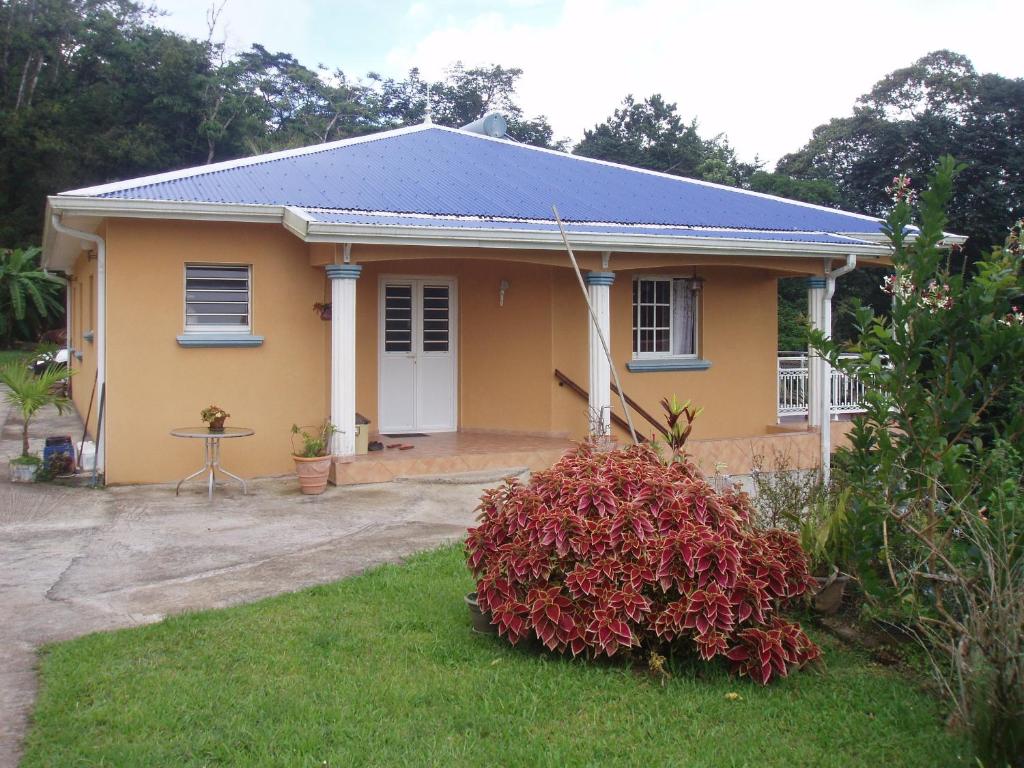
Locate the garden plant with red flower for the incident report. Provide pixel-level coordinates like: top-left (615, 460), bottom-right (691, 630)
top-left (466, 443), bottom-right (821, 684)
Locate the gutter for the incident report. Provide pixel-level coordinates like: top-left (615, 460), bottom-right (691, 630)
top-left (49, 214), bottom-right (105, 477)
top-left (820, 254), bottom-right (857, 484)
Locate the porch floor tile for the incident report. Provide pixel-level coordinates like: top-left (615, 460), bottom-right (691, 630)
top-left (331, 432), bottom-right (575, 486)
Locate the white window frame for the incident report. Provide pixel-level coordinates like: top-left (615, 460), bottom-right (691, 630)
top-left (183, 263), bottom-right (252, 334)
top-left (632, 275), bottom-right (699, 360)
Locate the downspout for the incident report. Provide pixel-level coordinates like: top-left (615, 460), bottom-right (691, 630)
top-left (820, 254), bottom-right (856, 484)
top-left (50, 214), bottom-right (105, 477)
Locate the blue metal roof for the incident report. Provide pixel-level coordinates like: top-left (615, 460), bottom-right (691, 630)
top-left (82, 125), bottom-right (882, 235)
top-left (304, 210), bottom-right (877, 245)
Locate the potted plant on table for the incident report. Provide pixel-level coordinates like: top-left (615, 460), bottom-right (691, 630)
top-left (0, 357), bottom-right (73, 482)
top-left (201, 404), bottom-right (230, 432)
top-left (291, 421), bottom-right (337, 495)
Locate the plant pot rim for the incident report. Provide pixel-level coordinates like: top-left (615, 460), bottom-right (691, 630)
top-left (292, 454), bottom-right (332, 462)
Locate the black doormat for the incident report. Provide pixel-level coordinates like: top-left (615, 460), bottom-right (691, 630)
top-left (381, 433), bottom-right (428, 438)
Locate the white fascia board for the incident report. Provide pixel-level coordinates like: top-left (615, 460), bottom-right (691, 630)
top-left (302, 220), bottom-right (890, 259)
top-left (48, 195), bottom-right (284, 223)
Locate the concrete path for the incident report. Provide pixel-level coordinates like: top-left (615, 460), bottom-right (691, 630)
top-left (0, 402), bottom-right (511, 767)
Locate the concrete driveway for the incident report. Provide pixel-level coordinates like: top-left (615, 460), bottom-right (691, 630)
top-left (0, 468), bottom-right (507, 767)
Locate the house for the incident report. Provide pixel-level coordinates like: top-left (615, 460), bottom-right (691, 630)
top-left (41, 115), bottom-right (895, 486)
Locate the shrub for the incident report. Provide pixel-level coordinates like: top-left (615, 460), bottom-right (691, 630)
top-left (812, 159), bottom-right (1024, 764)
top-left (466, 443), bottom-right (820, 684)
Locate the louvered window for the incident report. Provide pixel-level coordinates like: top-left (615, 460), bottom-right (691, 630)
top-left (185, 265), bottom-right (251, 332)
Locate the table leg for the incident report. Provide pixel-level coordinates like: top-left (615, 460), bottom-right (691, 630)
top-left (176, 436), bottom-right (215, 497)
top-left (207, 438), bottom-right (215, 500)
top-left (209, 437), bottom-right (248, 496)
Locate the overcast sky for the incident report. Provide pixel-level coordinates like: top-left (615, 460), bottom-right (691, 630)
top-left (152, 0), bottom-right (1023, 166)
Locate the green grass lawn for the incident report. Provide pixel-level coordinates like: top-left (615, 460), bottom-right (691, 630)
top-left (24, 545), bottom-right (968, 767)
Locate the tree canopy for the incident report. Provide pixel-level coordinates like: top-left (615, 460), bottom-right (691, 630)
top-left (778, 50), bottom-right (1024, 259)
top-left (573, 94), bottom-right (757, 185)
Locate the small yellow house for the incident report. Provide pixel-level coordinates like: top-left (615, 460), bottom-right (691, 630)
top-left (41, 117), bottom-right (893, 486)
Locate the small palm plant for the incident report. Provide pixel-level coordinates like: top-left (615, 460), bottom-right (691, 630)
top-left (0, 357), bottom-right (73, 461)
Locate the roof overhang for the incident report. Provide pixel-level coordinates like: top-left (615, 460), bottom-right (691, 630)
top-left (44, 195), bottom-right (895, 272)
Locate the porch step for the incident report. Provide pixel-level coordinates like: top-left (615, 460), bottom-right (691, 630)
top-left (394, 467), bottom-right (529, 485)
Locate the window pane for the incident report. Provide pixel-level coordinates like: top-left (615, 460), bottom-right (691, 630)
top-left (655, 329), bottom-right (669, 351)
top-left (186, 266), bottom-right (248, 280)
top-left (384, 284), bottom-right (413, 352)
top-left (656, 305), bottom-right (669, 328)
top-left (185, 264), bottom-right (249, 331)
top-left (422, 284), bottom-right (449, 352)
top-left (186, 313), bottom-right (248, 326)
top-left (640, 280), bottom-right (653, 303)
top-left (655, 280), bottom-right (669, 303)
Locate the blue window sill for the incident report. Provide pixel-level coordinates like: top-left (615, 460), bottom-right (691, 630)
top-left (176, 334), bottom-right (264, 348)
top-left (627, 358), bottom-right (712, 372)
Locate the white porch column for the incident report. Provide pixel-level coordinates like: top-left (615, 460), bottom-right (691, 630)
top-left (806, 276), bottom-right (827, 429)
top-left (326, 263), bottom-right (362, 455)
top-left (585, 271), bottom-right (615, 436)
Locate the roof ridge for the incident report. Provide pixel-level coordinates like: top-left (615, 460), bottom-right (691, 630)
top-left (427, 124), bottom-right (883, 226)
top-left (60, 122), bottom-right (436, 198)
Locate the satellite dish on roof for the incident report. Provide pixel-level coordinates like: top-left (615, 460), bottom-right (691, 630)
top-left (459, 111), bottom-right (507, 138)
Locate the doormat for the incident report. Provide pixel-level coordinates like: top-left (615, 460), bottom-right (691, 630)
top-left (381, 433), bottom-right (428, 438)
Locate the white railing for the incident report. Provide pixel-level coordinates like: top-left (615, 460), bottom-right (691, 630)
top-left (777, 353), bottom-right (866, 418)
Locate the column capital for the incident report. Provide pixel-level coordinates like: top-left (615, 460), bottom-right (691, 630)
top-left (585, 271), bottom-right (615, 287)
top-left (325, 264), bottom-right (362, 280)
top-left (806, 276), bottom-right (827, 289)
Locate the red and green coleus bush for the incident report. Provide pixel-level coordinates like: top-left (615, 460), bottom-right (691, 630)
top-left (466, 443), bottom-right (821, 684)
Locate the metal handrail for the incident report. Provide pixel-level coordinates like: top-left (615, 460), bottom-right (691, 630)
top-left (554, 369), bottom-right (654, 442)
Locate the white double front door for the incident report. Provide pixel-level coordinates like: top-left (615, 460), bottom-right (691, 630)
top-left (378, 277), bottom-right (457, 433)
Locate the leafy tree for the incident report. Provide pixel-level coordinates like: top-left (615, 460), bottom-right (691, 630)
top-left (574, 94), bottom-right (756, 183)
top-left (369, 63), bottom-right (561, 148)
top-left (779, 51), bottom-right (1024, 259)
top-left (0, 246), bottom-right (63, 344)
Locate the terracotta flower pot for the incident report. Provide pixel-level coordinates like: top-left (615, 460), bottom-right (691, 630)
top-left (293, 455), bottom-right (332, 495)
top-left (208, 417), bottom-right (226, 432)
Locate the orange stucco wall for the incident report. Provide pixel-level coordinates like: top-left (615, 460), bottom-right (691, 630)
top-left (100, 219), bottom-right (329, 483)
top-left (550, 266), bottom-right (779, 446)
top-left (76, 218), bottom-right (818, 484)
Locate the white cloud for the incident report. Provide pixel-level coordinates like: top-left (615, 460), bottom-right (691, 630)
top-left (153, 0), bottom-right (315, 59)
top-left (385, 0), bottom-right (1024, 165)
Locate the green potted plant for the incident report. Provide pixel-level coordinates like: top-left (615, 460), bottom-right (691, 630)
top-left (0, 356), bottom-right (73, 482)
top-left (291, 421), bottom-right (337, 495)
top-left (201, 404), bottom-right (230, 432)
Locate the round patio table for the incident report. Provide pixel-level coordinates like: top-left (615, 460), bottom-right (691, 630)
top-left (171, 427), bottom-right (254, 500)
